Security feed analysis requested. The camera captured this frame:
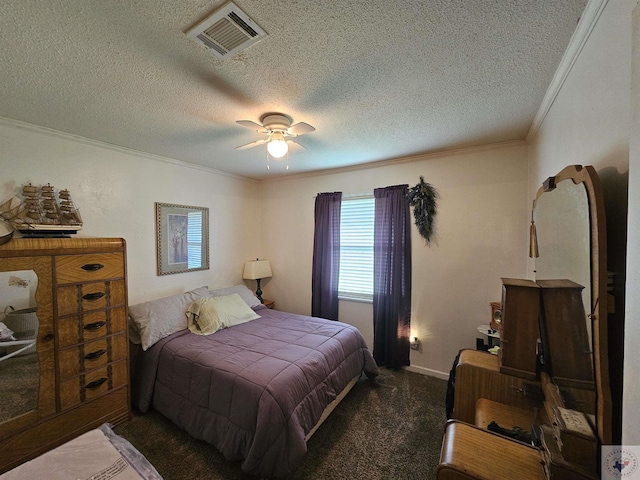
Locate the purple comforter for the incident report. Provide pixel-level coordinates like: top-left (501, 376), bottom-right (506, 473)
top-left (131, 306), bottom-right (378, 478)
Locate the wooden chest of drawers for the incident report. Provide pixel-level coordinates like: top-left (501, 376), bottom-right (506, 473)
top-left (0, 237), bottom-right (130, 473)
top-left (499, 278), bottom-right (540, 381)
top-left (54, 251), bottom-right (129, 413)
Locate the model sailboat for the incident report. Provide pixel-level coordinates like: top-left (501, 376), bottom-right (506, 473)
top-left (0, 184), bottom-right (83, 237)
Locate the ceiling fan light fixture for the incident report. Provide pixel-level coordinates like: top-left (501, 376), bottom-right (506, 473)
top-left (267, 133), bottom-right (288, 158)
top-left (236, 112), bottom-right (314, 170)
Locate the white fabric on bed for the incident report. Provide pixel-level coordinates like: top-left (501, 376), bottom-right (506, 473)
top-left (186, 297), bottom-right (225, 335)
top-left (187, 294), bottom-right (261, 335)
top-left (211, 293), bottom-right (261, 327)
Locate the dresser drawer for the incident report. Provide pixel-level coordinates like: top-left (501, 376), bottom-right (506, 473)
top-left (59, 359), bottom-right (128, 411)
top-left (58, 311), bottom-right (107, 348)
top-left (57, 307), bottom-right (126, 348)
top-left (56, 279), bottom-right (126, 317)
top-left (55, 253), bottom-right (124, 284)
top-left (58, 333), bottom-right (127, 378)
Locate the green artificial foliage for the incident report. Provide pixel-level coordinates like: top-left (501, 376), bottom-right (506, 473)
top-left (407, 176), bottom-right (439, 245)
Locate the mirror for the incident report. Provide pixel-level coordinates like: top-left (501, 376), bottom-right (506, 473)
top-left (532, 165), bottom-right (611, 444)
top-left (535, 180), bottom-right (591, 338)
top-left (0, 270), bottom-right (39, 423)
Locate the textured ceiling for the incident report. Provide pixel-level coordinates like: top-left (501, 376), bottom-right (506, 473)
top-left (0, 0), bottom-right (587, 179)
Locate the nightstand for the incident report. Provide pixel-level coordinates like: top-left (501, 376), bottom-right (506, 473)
top-left (262, 299), bottom-right (274, 309)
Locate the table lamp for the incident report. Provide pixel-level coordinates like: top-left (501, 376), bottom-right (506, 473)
top-left (243, 259), bottom-right (272, 302)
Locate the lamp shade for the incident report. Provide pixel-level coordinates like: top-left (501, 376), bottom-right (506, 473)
top-left (243, 259), bottom-right (272, 280)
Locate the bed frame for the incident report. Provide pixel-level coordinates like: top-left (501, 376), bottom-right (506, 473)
top-left (305, 374), bottom-right (360, 442)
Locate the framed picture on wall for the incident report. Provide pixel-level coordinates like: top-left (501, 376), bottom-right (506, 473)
top-left (155, 202), bottom-right (209, 276)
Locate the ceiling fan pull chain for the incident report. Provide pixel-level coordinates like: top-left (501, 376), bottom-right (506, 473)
top-left (286, 150), bottom-right (289, 170)
top-left (266, 148), bottom-right (270, 170)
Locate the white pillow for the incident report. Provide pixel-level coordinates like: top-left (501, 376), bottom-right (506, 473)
top-left (209, 284), bottom-right (262, 308)
top-left (208, 293), bottom-right (261, 328)
top-left (128, 286), bottom-right (210, 350)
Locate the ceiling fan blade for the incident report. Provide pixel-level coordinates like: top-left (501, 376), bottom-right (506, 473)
top-left (236, 139), bottom-right (267, 150)
top-left (236, 120), bottom-right (268, 133)
top-left (288, 122), bottom-right (315, 137)
top-left (286, 139), bottom-right (306, 151)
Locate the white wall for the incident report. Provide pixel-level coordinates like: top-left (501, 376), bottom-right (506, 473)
top-left (0, 111), bottom-right (530, 381)
top-left (528, 0), bottom-right (631, 193)
top-left (528, 0), bottom-right (635, 443)
top-left (260, 142), bottom-right (529, 378)
top-left (625, 1), bottom-right (640, 446)
top-left (0, 119), bottom-right (262, 306)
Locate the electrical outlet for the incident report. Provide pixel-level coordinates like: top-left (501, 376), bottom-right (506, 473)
top-left (410, 337), bottom-right (420, 350)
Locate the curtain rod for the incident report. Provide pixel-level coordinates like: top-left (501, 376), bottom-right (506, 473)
top-left (313, 192), bottom-right (373, 199)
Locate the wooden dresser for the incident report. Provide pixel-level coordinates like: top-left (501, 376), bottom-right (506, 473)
top-left (452, 349), bottom-right (542, 424)
top-left (438, 166), bottom-right (612, 479)
top-left (0, 237), bottom-right (130, 473)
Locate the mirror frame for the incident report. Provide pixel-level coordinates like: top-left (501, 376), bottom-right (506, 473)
top-left (533, 164), bottom-right (611, 444)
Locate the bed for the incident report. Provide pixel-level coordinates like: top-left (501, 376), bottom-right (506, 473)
top-left (0, 423), bottom-right (162, 480)
top-left (128, 285), bottom-right (379, 478)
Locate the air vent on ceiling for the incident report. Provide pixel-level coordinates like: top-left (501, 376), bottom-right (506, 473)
top-left (186, 2), bottom-right (267, 59)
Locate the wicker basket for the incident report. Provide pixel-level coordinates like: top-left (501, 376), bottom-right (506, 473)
top-left (3, 306), bottom-right (39, 356)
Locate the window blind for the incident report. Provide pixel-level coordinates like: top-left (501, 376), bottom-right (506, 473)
top-left (187, 211), bottom-right (203, 268)
top-left (339, 196), bottom-right (374, 300)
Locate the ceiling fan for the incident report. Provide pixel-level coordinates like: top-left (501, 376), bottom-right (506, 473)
top-left (235, 113), bottom-right (315, 159)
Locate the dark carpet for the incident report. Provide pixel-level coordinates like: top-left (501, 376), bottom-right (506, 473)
top-left (115, 368), bottom-right (448, 479)
top-left (0, 352), bottom-right (38, 423)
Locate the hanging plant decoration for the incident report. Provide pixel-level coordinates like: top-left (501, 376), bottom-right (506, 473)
top-left (407, 176), bottom-right (439, 245)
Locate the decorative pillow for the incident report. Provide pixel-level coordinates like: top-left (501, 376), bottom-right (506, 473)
top-left (209, 284), bottom-right (262, 308)
top-left (186, 297), bottom-right (224, 335)
top-left (128, 286), bottom-right (210, 350)
top-left (209, 293), bottom-right (261, 328)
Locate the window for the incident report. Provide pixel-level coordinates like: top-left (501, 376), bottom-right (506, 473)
top-left (187, 211), bottom-right (204, 269)
top-left (338, 195), bottom-right (374, 301)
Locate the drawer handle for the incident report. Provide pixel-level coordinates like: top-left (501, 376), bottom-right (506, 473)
top-left (43, 333), bottom-right (55, 342)
top-left (82, 263), bottom-right (105, 271)
top-left (84, 321), bottom-right (107, 331)
top-left (85, 377), bottom-right (107, 390)
top-left (82, 292), bottom-right (105, 301)
top-left (84, 349), bottom-right (107, 360)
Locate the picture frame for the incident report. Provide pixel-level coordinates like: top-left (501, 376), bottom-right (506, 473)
top-left (155, 202), bottom-right (209, 276)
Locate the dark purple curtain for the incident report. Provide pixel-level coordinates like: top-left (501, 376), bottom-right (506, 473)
top-left (373, 184), bottom-right (411, 368)
top-left (311, 192), bottom-right (342, 320)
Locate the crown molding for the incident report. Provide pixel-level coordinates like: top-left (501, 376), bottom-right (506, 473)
top-left (0, 116), bottom-right (258, 183)
top-left (263, 139), bottom-right (527, 183)
top-left (526, 0), bottom-right (609, 143)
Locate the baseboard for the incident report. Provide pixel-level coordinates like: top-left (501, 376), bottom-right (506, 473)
top-left (405, 364), bottom-right (449, 381)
